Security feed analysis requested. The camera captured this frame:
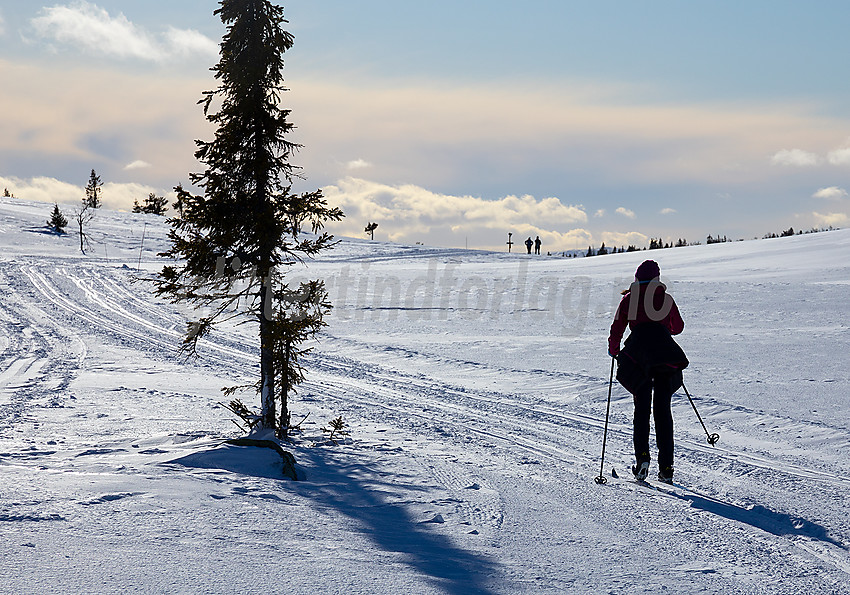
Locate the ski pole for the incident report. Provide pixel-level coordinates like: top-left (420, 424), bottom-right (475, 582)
top-left (681, 380), bottom-right (720, 446)
top-left (594, 357), bottom-right (616, 485)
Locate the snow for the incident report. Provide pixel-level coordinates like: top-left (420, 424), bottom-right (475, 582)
top-left (1, 194), bottom-right (849, 594)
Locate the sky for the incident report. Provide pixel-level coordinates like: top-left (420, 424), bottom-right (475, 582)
top-left (2, 1), bottom-right (850, 251)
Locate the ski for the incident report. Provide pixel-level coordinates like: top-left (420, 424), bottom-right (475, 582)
top-left (611, 468), bottom-right (683, 493)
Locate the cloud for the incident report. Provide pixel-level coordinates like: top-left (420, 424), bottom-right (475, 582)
top-left (593, 209), bottom-right (606, 218)
top-left (0, 175), bottom-right (82, 205)
top-left (0, 174), bottom-right (165, 211)
top-left (124, 160), bottom-right (152, 171)
top-left (770, 149), bottom-right (821, 167)
top-left (321, 177), bottom-right (588, 250)
top-left (600, 231), bottom-right (649, 249)
top-left (660, 208), bottom-right (677, 215)
top-left (346, 159), bottom-right (372, 171)
top-left (30, 2), bottom-right (217, 63)
top-left (827, 147), bottom-right (850, 166)
top-left (164, 26), bottom-right (218, 59)
top-left (615, 207), bottom-right (636, 219)
top-left (0, 58), bottom-right (209, 187)
top-left (811, 212), bottom-right (849, 227)
top-left (812, 186), bottom-right (847, 200)
top-left (283, 75), bottom-right (850, 199)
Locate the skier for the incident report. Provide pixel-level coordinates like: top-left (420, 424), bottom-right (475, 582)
top-left (607, 260), bottom-right (688, 483)
top-left (525, 237), bottom-right (533, 254)
top-left (534, 236), bottom-right (542, 255)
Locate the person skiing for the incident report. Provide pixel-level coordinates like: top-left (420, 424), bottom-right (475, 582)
top-left (607, 260), bottom-right (688, 483)
top-left (525, 237), bottom-right (533, 254)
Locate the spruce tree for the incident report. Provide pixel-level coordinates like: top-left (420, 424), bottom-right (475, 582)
top-left (155, 0), bottom-right (342, 433)
top-left (85, 169), bottom-right (102, 208)
top-left (133, 193), bottom-right (168, 215)
top-left (47, 203), bottom-right (69, 233)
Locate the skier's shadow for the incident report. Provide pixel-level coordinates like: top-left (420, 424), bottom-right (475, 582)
top-left (669, 488), bottom-right (846, 549)
top-left (294, 447), bottom-right (499, 595)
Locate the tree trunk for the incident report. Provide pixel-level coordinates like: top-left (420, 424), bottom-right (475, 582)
top-left (277, 338), bottom-right (291, 440)
top-left (259, 282), bottom-right (276, 430)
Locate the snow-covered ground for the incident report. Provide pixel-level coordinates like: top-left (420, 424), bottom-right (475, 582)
top-left (1, 195), bottom-right (849, 594)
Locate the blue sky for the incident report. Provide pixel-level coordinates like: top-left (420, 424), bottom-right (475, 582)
top-left (1, 1), bottom-right (849, 250)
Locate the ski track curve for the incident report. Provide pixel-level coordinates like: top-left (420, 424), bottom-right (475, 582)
top-left (0, 263), bottom-right (85, 429)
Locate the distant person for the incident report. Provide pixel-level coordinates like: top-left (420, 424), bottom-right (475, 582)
top-left (525, 237), bottom-right (533, 254)
top-left (607, 260), bottom-right (688, 484)
top-left (534, 236), bottom-right (542, 255)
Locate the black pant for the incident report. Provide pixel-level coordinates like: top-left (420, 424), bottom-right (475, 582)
top-left (632, 374), bottom-right (674, 470)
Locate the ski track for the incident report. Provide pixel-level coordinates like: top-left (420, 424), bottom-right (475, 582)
top-left (2, 254), bottom-right (850, 592)
top-left (0, 265), bottom-right (85, 429)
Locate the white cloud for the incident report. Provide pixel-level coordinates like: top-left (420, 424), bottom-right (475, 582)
top-left (101, 181), bottom-right (164, 210)
top-left (0, 175), bottom-right (81, 205)
top-left (124, 160), bottom-right (152, 171)
top-left (827, 147), bottom-right (850, 166)
top-left (812, 186), bottom-right (847, 200)
top-left (0, 174), bottom-right (163, 211)
top-left (165, 26), bottom-right (218, 59)
top-left (615, 207), bottom-right (636, 219)
top-left (600, 231), bottom-right (649, 249)
top-left (771, 149), bottom-right (821, 167)
top-left (322, 177), bottom-right (588, 250)
top-left (0, 58), bottom-right (208, 186)
top-left (660, 208), bottom-right (677, 215)
top-left (30, 2), bottom-right (217, 62)
top-left (812, 211), bottom-right (849, 227)
top-left (593, 209), bottom-right (605, 218)
top-left (346, 159), bottom-right (372, 171)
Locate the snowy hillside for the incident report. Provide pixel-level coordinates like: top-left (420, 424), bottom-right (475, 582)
top-left (1, 195), bottom-right (849, 594)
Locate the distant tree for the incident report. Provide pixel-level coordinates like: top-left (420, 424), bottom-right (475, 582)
top-left (781, 227), bottom-right (795, 237)
top-left (84, 169), bottom-right (103, 209)
top-left (365, 221), bottom-right (378, 240)
top-left (172, 183), bottom-right (190, 218)
top-left (133, 192), bottom-right (168, 215)
top-left (597, 242), bottom-right (608, 256)
top-left (155, 0), bottom-right (343, 435)
top-left (3, 188), bottom-right (10, 198)
top-left (47, 203), bottom-right (68, 234)
top-left (585, 245), bottom-right (595, 257)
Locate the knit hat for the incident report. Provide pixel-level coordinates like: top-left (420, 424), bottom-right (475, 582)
top-left (635, 260), bottom-right (660, 282)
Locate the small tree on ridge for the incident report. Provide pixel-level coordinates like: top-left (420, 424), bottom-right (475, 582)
top-left (85, 169), bottom-right (102, 209)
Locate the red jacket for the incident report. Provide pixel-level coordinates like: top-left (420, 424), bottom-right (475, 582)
top-left (608, 281), bottom-right (684, 356)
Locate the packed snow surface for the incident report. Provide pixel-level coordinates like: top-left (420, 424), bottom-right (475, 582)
top-left (1, 195), bottom-right (849, 594)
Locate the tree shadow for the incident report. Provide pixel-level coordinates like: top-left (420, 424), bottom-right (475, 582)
top-left (668, 487), bottom-right (846, 549)
top-left (170, 442), bottom-right (286, 480)
top-left (25, 226), bottom-right (66, 236)
top-left (294, 448), bottom-right (500, 595)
